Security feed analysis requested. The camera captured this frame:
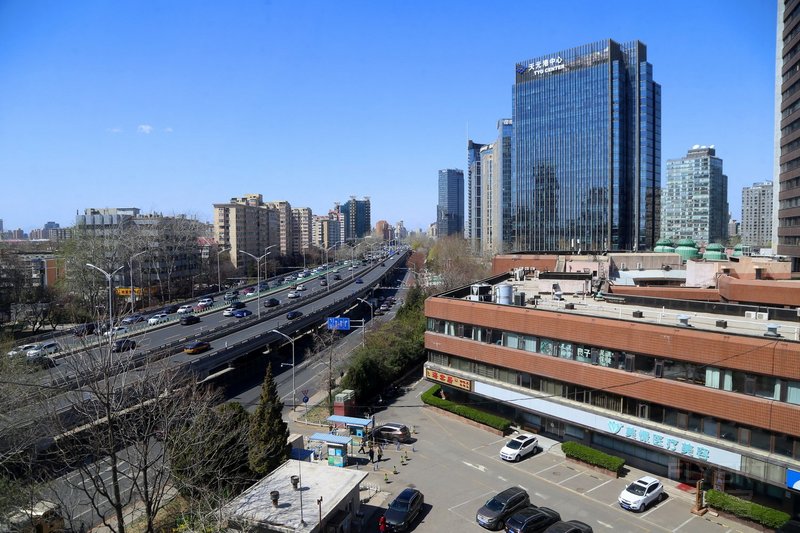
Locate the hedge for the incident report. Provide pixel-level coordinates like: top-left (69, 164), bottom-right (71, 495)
top-left (705, 489), bottom-right (790, 529)
top-left (561, 441), bottom-right (625, 474)
top-left (421, 385), bottom-right (512, 432)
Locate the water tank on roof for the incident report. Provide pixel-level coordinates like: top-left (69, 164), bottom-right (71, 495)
top-left (703, 243), bottom-right (728, 261)
top-left (467, 283), bottom-right (492, 302)
top-left (675, 238), bottom-right (701, 261)
top-left (654, 238), bottom-right (675, 253)
top-left (732, 244), bottom-right (743, 257)
top-left (496, 284), bottom-right (514, 305)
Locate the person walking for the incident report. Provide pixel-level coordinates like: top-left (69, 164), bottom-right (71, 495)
top-left (368, 443), bottom-right (375, 463)
top-left (376, 444), bottom-right (383, 463)
top-left (378, 514), bottom-right (386, 533)
top-left (358, 440), bottom-right (366, 454)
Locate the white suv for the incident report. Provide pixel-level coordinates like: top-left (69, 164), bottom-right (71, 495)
top-left (27, 342), bottom-right (61, 358)
top-left (177, 304), bottom-right (194, 314)
top-left (499, 434), bottom-right (538, 462)
top-left (618, 475), bottom-right (663, 512)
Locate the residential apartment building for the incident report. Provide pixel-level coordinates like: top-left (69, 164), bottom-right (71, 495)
top-left (264, 201), bottom-right (294, 257)
top-left (742, 181), bottom-right (774, 248)
top-left (338, 197), bottom-right (371, 241)
top-left (437, 169), bottom-right (464, 238)
top-left (311, 214), bottom-right (342, 250)
top-left (213, 194), bottom-right (279, 269)
top-left (661, 146), bottom-right (729, 246)
top-left (291, 207), bottom-right (313, 254)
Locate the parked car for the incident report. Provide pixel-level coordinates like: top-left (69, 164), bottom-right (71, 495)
top-left (111, 339), bottom-right (137, 352)
top-left (476, 487), bottom-right (530, 531)
top-left (121, 314), bottom-right (145, 325)
top-left (286, 291), bottom-right (300, 299)
top-left (264, 298), bottom-right (280, 308)
top-left (542, 521), bottom-right (593, 533)
top-left (286, 310), bottom-right (303, 320)
top-left (180, 315), bottom-right (200, 325)
top-left (383, 487), bottom-right (424, 532)
top-left (26, 342), bottom-right (61, 358)
top-left (148, 313), bottom-right (169, 325)
top-left (161, 304), bottom-right (180, 314)
top-left (355, 277), bottom-right (363, 284)
top-left (500, 434), bottom-right (539, 462)
top-left (8, 343), bottom-right (39, 357)
top-left (177, 304), bottom-right (194, 314)
top-left (368, 423), bottom-right (412, 444)
top-left (505, 506), bottom-right (560, 533)
top-left (104, 326), bottom-right (128, 338)
top-left (72, 323), bottom-right (96, 336)
top-left (618, 476), bottom-right (663, 512)
top-left (183, 341), bottom-right (211, 354)
top-left (232, 309), bottom-right (252, 318)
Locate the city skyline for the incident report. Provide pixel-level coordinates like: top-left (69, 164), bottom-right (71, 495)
top-left (0, 1), bottom-right (776, 234)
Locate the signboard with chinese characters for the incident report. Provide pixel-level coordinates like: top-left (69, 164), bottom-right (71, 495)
top-left (424, 368), bottom-right (472, 391)
top-left (327, 317), bottom-right (351, 331)
top-left (516, 56), bottom-right (565, 77)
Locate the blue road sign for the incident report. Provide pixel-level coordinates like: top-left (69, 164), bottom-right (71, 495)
top-left (303, 395), bottom-right (309, 404)
top-left (327, 317), bottom-right (351, 330)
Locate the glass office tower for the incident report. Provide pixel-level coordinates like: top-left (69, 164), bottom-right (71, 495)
top-left (437, 169), bottom-right (465, 237)
top-left (512, 39), bottom-right (661, 251)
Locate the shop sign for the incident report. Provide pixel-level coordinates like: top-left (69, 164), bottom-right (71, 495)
top-left (787, 468), bottom-right (800, 490)
top-left (517, 56), bottom-right (565, 76)
top-left (607, 420), bottom-right (712, 462)
top-left (424, 368), bottom-right (471, 391)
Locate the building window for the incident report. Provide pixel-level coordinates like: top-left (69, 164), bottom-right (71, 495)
top-left (786, 381), bottom-right (800, 405)
top-left (539, 339), bottom-right (555, 356)
top-left (504, 332), bottom-right (520, 349)
top-left (558, 342), bottom-right (573, 360)
top-left (522, 335), bottom-right (537, 352)
top-left (575, 345), bottom-right (592, 363)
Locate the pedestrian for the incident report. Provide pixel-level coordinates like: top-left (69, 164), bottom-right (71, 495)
top-left (377, 444), bottom-right (383, 463)
top-left (358, 440), bottom-right (366, 454)
top-left (368, 444), bottom-right (375, 463)
top-left (379, 514), bottom-right (386, 533)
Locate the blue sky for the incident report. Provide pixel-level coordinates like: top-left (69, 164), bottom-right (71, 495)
top-left (0, 0), bottom-right (777, 235)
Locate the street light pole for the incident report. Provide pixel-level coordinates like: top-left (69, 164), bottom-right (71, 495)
top-left (216, 247), bottom-right (230, 293)
top-left (86, 263), bottom-right (125, 330)
top-left (355, 297), bottom-right (373, 347)
top-left (239, 246), bottom-right (275, 319)
top-left (129, 250), bottom-right (146, 312)
top-left (271, 329), bottom-right (296, 411)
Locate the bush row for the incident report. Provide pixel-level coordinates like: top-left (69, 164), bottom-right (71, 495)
top-left (561, 441), bottom-right (625, 473)
top-left (421, 385), bottom-right (513, 432)
top-left (705, 489), bottom-right (790, 529)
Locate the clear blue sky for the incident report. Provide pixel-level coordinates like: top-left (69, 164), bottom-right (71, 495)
top-left (0, 0), bottom-right (776, 235)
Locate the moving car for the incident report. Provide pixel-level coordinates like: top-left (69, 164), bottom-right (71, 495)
top-left (7, 343), bottom-right (39, 357)
top-left (104, 326), bottom-right (128, 338)
top-left (476, 487), bottom-right (530, 531)
top-left (194, 302), bottom-right (212, 312)
top-left (242, 287), bottom-right (255, 295)
top-left (264, 298), bottom-right (280, 308)
top-left (223, 302), bottom-right (247, 316)
top-left (333, 274), bottom-right (341, 280)
top-left (618, 476), bottom-right (663, 512)
top-left (111, 339), bottom-right (136, 352)
top-left (198, 297), bottom-right (214, 306)
top-left (295, 284), bottom-right (306, 291)
top-left (224, 291), bottom-right (239, 301)
top-left (72, 323), bottom-right (96, 336)
top-left (121, 314), bottom-right (145, 325)
top-left (180, 315), bottom-right (200, 325)
top-left (232, 309), bottom-right (252, 318)
top-left (383, 487), bottom-right (424, 532)
top-left (286, 310), bottom-right (303, 320)
top-left (177, 304), bottom-right (194, 314)
top-left (26, 342), bottom-right (61, 358)
top-left (505, 506), bottom-right (560, 533)
top-left (286, 291), bottom-right (300, 299)
top-left (148, 313), bottom-right (169, 325)
top-left (542, 521), bottom-right (593, 533)
top-left (161, 304), bottom-right (180, 314)
top-left (500, 434), bottom-right (538, 462)
top-left (183, 341), bottom-right (211, 354)
top-left (355, 277), bottom-right (363, 284)
top-left (319, 279), bottom-right (327, 286)
top-left (368, 423), bottom-right (412, 444)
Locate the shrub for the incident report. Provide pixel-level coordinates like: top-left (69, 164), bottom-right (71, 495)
top-left (705, 489), bottom-right (790, 529)
top-left (421, 385), bottom-right (513, 432)
top-left (561, 441), bottom-right (625, 473)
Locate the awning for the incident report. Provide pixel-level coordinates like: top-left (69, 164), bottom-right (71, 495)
top-left (326, 415), bottom-right (374, 428)
top-left (309, 432), bottom-right (352, 446)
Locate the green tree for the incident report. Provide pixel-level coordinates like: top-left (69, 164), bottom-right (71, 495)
top-left (248, 363), bottom-right (290, 476)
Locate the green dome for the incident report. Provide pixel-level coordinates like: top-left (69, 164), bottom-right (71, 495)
top-left (706, 243), bottom-right (725, 251)
top-left (654, 238), bottom-right (675, 253)
top-left (675, 238), bottom-right (701, 261)
top-left (677, 238), bottom-right (697, 247)
top-left (732, 244), bottom-right (743, 257)
top-left (703, 243), bottom-right (727, 261)
top-left (656, 238), bottom-right (674, 246)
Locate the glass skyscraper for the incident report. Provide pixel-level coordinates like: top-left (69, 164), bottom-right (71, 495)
top-left (437, 169), bottom-right (464, 237)
top-left (512, 39), bottom-right (661, 251)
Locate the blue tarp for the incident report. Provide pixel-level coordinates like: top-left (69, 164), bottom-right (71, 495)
top-left (326, 415), bottom-right (373, 428)
top-left (309, 432), bottom-right (352, 446)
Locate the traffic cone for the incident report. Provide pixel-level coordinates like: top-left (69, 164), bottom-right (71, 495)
top-left (393, 465), bottom-right (398, 475)
top-left (384, 472), bottom-right (389, 483)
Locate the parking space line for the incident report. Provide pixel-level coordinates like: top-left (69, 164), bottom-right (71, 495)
top-left (585, 479), bottom-right (613, 494)
top-left (672, 515), bottom-right (696, 531)
top-left (558, 471), bottom-right (584, 485)
top-left (534, 461), bottom-right (564, 475)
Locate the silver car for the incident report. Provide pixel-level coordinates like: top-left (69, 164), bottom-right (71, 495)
top-left (27, 342), bottom-right (61, 358)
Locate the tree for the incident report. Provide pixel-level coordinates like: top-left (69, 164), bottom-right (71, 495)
top-left (248, 363), bottom-right (290, 476)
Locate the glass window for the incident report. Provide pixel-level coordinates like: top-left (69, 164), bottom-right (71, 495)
top-left (787, 381), bottom-right (800, 405)
top-left (522, 335), bottom-right (537, 352)
top-left (648, 403), bottom-right (664, 424)
top-left (444, 321), bottom-right (456, 336)
top-left (705, 367), bottom-right (720, 389)
top-left (702, 416), bottom-right (718, 438)
top-left (558, 342), bottom-right (573, 360)
top-left (462, 324), bottom-right (472, 339)
top-left (749, 427), bottom-right (771, 452)
top-left (504, 332), bottom-right (520, 349)
top-left (774, 434), bottom-right (796, 458)
top-left (663, 409), bottom-right (679, 428)
top-left (575, 345), bottom-right (592, 363)
top-left (633, 355), bottom-right (655, 375)
top-left (472, 327), bottom-right (485, 342)
top-left (719, 421), bottom-right (737, 442)
top-left (687, 413), bottom-right (701, 433)
top-left (540, 339), bottom-right (554, 356)
top-left (597, 349), bottom-right (617, 368)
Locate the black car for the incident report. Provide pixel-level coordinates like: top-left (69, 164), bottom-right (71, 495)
top-left (506, 506), bottom-right (560, 533)
top-left (73, 323), bottom-right (96, 337)
top-left (384, 487), bottom-right (424, 531)
top-left (542, 521), bottom-right (593, 533)
top-left (121, 314), bottom-right (145, 325)
top-left (264, 298), bottom-right (280, 308)
top-left (180, 315), bottom-right (200, 325)
top-left (355, 277), bottom-right (364, 284)
top-left (112, 339), bottom-right (137, 352)
top-left (333, 274), bottom-right (341, 280)
top-left (286, 310), bottom-right (303, 320)
top-left (476, 487), bottom-right (531, 531)
top-left (226, 301), bottom-right (246, 310)
top-left (162, 304), bottom-right (180, 314)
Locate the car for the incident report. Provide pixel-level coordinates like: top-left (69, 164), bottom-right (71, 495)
top-left (542, 521), bottom-right (593, 533)
top-left (8, 343), bottom-right (39, 357)
top-left (242, 287), bottom-right (255, 295)
top-left (72, 323), bottom-right (96, 336)
top-left (232, 309), bottom-right (253, 318)
top-left (111, 339), bottom-right (136, 352)
top-left (26, 354), bottom-right (56, 369)
top-left (355, 277), bottom-right (363, 284)
top-left (320, 279), bottom-right (328, 286)
top-left (183, 341), bottom-right (211, 354)
top-left (380, 262), bottom-right (386, 266)
top-left (194, 302), bottom-right (212, 312)
top-left (224, 291), bottom-right (239, 301)
top-left (333, 274), bottom-right (341, 280)
top-left (180, 315), bottom-right (200, 325)
top-left (368, 423), bottom-right (412, 444)
top-left (161, 304), bottom-right (180, 314)
top-left (104, 326), bottom-right (128, 338)
top-left (777, 519), bottom-right (800, 533)
top-left (198, 297), bottom-right (214, 306)
top-left (476, 487), bottom-right (530, 531)
top-left (148, 313), bottom-right (169, 325)
top-left (286, 291), bottom-right (300, 299)
top-left (286, 310), bottom-right (303, 320)
top-left (380, 304), bottom-right (389, 312)
top-left (505, 506), bottom-right (560, 533)
top-left (264, 298), bottom-right (280, 308)
top-left (121, 314), bottom-right (145, 325)
top-left (177, 304), bottom-right (194, 314)
top-left (347, 266), bottom-right (353, 271)
top-left (222, 302), bottom-right (246, 315)
top-left (26, 342), bottom-right (61, 358)
top-left (295, 284), bottom-right (306, 291)
top-left (618, 475), bottom-right (663, 512)
top-left (500, 434), bottom-right (539, 462)
top-left (258, 283), bottom-right (270, 291)
top-left (384, 487), bottom-right (424, 532)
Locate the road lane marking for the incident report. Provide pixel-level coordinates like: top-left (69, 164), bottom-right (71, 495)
top-left (462, 461), bottom-right (486, 472)
top-left (596, 520), bottom-right (613, 528)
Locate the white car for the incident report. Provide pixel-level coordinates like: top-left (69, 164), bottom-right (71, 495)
top-left (295, 284), bottom-right (307, 291)
top-left (177, 305), bottom-right (194, 314)
top-left (198, 297), bottom-right (214, 306)
top-left (148, 313), bottom-right (169, 325)
top-left (8, 343), bottom-right (39, 357)
top-left (26, 342), bottom-right (61, 358)
top-left (104, 326), bottom-right (129, 337)
top-left (618, 476), bottom-right (663, 512)
top-left (499, 434), bottom-right (538, 462)
top-left (286, 291), bottom-right (300, 299)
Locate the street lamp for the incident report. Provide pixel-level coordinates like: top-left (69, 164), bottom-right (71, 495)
top-left (271, 329), bottom-right (296, 410)
top-left (86, 263), bottom-right (125, 330)
top-left (239, 248), bottom-right (275, 319)
top-left (129, 250), bottom-right (147, 312)
top-left (324, 244), bottom-right (338, 291)
top-left (355, 297), bottom-right (373, 347)
top-left (216, 247), bottom-right (230, 294)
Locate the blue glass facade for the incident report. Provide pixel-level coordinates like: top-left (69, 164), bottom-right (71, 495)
top-left (437, 169), bottom-right (464, 237)
top-left (512, 40), bottom-right (661, 251)
top-left (467, 141), bottom-right (485, 249)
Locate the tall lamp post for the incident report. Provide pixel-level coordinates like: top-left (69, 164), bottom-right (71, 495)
top-left (239, 248), bottom-right (274, 319)
top-left (324, 244), bottom-right (338, 290)
top-left (86, 263), bottom-right (125, 329)
top-left (271, 329), bottom-right (296, 410)
top-left (216, 247), bottom-right (230, 293)
top-left (129, 250), bottom-right (147, 312)
top-left (355, 297), bottom-right (373, 347)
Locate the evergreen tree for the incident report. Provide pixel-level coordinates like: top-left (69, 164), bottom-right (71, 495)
top-left (248, 363), bottom-right (290, 476)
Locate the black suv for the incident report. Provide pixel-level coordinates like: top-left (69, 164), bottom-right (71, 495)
top-left (476, 487), bottom-right (531, 530)
top-left (264, 298), bottom-right (280, 308)
top-left (506, 506), bottom-right (560, 533)
top-left (180, 315), bottom-right (200, 325)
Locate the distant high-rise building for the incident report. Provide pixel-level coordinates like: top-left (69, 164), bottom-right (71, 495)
top-left (213, 194), bottom-right (280, 269)
top-left (264, 201), bottom-right (294, 256)
top-left (741, 181), bottom-right (773, 248)
top-left (312, 214), bottom-right (342, 250)
top-left (437, 169), bottom-right (464, 237)
top-left (338, 197), bottom-right (371, 241)
top-left (291, 207), bottom-right (313, 254)
top-left (375, 220), bottom-right (392, 240)
top-left (513, 39), bottom-right (660, 251)
top-left (467, 141), bottom-right (485, 250)
top-left (473, 119), bottom-right (513, 256)
top-left (661, 146), bottom-right (728, 245)
top-left (728, 217), bottom-right (740, 241)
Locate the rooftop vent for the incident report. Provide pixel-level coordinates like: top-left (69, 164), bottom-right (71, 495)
top-left (270, 490), bottom-right (280, 507)
top-left (677, 314), bottom-right (691, 328)
top-left (291, 475), bottom-right (300, 490)
top-left (764, 324), bottom-right (781, 338)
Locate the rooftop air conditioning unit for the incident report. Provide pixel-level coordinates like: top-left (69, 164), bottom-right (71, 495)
top-left (745, 311), bottom-right (756, 319)
top-left (756, 312), bottom-right (768, 321)
top-left (764, 324), bottom-right (781, 338)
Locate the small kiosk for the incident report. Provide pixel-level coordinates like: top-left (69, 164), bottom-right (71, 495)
top-left (326, 415), bottom-right (374, 441)
top-left (308, 433), bottom-right (352, 467)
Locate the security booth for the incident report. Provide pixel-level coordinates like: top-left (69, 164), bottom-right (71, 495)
top-left (326, 415), bottom-right (374, 441)
top-left (309, 433), bottom-right (352, 467)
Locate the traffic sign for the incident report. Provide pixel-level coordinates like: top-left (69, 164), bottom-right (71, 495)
top-left (327, 317), bottom-right (351, 330)
top-left (303, 395), bottom-right (309, 404)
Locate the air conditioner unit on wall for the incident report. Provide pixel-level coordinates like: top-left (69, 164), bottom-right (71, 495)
top-left (756, 312), bottom-right (768, 321)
